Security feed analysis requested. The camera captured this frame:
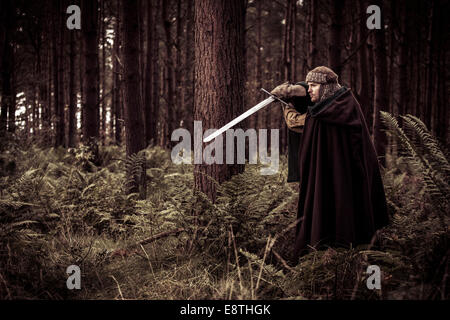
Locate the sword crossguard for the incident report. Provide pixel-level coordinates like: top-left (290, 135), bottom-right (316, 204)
top-left (260, 88), bottom-right (290, 107)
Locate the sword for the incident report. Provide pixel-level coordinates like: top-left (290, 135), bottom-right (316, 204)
top-left (203, 88), bottom-right (289, 143)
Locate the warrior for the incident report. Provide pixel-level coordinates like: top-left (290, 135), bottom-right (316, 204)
top-left (271, 66), bottom-right (389, 264)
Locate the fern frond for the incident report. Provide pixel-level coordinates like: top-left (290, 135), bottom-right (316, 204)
top-left (381, 112), bottom-right (449, 213)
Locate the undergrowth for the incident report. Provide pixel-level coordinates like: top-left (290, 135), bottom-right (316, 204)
top-left (0, 112), bottom-right (448, 300)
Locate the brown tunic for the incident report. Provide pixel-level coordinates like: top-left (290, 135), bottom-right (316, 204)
top-left (283, 103), bottom-right (307, 133)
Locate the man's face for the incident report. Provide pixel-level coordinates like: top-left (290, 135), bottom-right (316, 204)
top-left (307, 82), bottom-right (320, 102)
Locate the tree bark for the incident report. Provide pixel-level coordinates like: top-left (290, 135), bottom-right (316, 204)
top-left (357, 0), bottom-right (371, 131)
top-left (0, 0), bottom-right (14, 135)
top-left (162, 0), bottom-right (175, 147)
top-left (122, 0), bottom-right (147, 196)
top-left (100, 0), bottom-right (107, 145)
top-left (152, 0), bottom-right (161, 146)
top-left (425, 0), bottom-right (436, 131)
top-left (184, 0), bottom-right (194, 135)
top-left (112, 0), bottom-right (122, 145)
top-left (52, 0), bottom-right (65, 147)
top-left (372, 4), bottom-right (388, 167)
top-left (68, 30), bottom-right (77, 147)
top-left (194, 0), bottom-right (246, 202)
top-left (398, 0), bottom-right (408, 123)
top-left (256, 0), bottom-right (263, 129)
top-left (175, 0), bottom-right (184, 129)
top-left (144, 0), bottom-right (155, 146)
top-left (307, 0), bottom-right (318, 69)
top-left (82, 0), bottom-right (100, 143)
top-left (328, 0), bottom-right (344, 75)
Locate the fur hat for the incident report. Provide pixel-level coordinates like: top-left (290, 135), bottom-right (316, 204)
top-left (305, 66), bottom-right (341, 102)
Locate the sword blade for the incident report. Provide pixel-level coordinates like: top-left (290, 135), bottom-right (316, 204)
top-left (203, 96), bottom-right (275, 143)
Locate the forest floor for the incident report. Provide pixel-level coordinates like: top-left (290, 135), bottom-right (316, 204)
top-left (0, 135), bottom-right (448, 300)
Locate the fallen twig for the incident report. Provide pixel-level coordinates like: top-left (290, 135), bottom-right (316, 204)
top-left (110, 228), bottom-right (185, 258)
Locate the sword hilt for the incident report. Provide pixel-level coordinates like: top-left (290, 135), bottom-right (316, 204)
top-left (260, 88), bottom-right (290, 107)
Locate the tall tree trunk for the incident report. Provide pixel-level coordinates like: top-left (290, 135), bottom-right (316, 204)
top-left (425, 0), bottom-right (436, 131)
top-left (372, 3), bottom-right (388, 167)
top-left (436, 5), bottom-right (447, 144)
top-left (328, 0), bottom-right (344, 75)
top-left (184, 0), bottom-right (194, 135)
top-left (280, 0), bottom-right (296, 155)
top-left (34, 31), bottom-right (43, 139)
top-left (398, 0), bottom-right (408, 123)
top-left (307, 0), bottom-right (318, 69)
top-left (82, 0), bottom-right (100, 143)
top-left (256, 0), bottom-right (263, 129)
top-left (194, 0), bottom-right (246, 202)
top-left (152, 0), bottom-right (161, 146)
top-left (291, 1), bottom-right (297, 81)
top-left (387, 0), bottom-right (396, 116)
top-left (46, 21), bottom-right (53, 146)
top-left (123, 0), bottom-right (147, 197)
top-left (100, 0), bottom-right (106, 145)
top-left (51, 1), bottom-right (59, 144)
top-left (0, 0), bottom-right (14, 136)
top-left (68, 30), bottom-right (77, 147)
top-left (78, 26), bottom-right (84, 141)
top-left (0, 0), bottom-right (4, 77)
top-left (9, 65), bottom-right (16, 133)
top-left (357, 0), bottom-right (371, 131)
top-left (175, 0), bottom-right (184, 129)
top-left (162, 0), bottom-right (175, 147)
top-left (113, 0), bottom-right (122, 145)
top-left (54, 0), bottom-right (65, 147)
top-left (144, 0), bottom-right (155, 146)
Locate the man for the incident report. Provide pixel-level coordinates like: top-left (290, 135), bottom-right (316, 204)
top-left (271, 66), bottom-right (389, 264)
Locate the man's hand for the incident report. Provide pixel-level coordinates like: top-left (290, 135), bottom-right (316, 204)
top-left (271, 82), bottom-right (307, 99)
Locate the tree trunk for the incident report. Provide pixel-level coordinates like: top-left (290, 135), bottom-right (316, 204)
top-left (256, 0), bottom-right (263, 129)
top-left (0, 0), bottom-right (14, 135)
top-left (194, 0), bottom-right (246, 202)
top-left (307, 0), bottom-right (318, 69)
top-left (82, 0), bottom-right (100, 143)
top-left (372, 7), bottom-right (388, 167)
top-left (162, 0), bottom-right (175, 147)
top-left (100, 0), bottom-right (107, 145)
top-left (425, 0), bottom-right (436, 131)
top-left (175, 0), bottom-right (184, 129)
top-left (357, 0), bottom-right (371, 131)
top-left (58, 0), bottom-right (66, 146)
top-left (122, 0), bottom-right (147, 197)
top-left (184, 0), bottom-right (194, 135)
top-left (151, 0), bottom-right (161, 147)
top-left (78, 25), bottom-right (84, 142)
top-left (144, 0), bottom-right (155, 146)
top-left (68, 30), bottom-right (77, 147)
top-left (291, 1), bottom-right (297, 81)
top-left (9, 65), bottom-right (16, 133)
top-left (398, 0), bottom-right (408, 123)
top-left (46, 22), bottom-right (53, 146)
top-left (328, 0), bottom-right (344, 75)
top-left (113, 0), bottom-right (122, 145)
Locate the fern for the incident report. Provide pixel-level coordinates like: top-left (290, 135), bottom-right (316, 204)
top-left (381, 111), bottom-right (449, 214)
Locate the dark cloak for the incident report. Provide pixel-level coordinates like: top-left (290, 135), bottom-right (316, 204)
top-left (287, 82), bottom-right (312, 182)
top-left (293, 87), bottom-right (389, 261)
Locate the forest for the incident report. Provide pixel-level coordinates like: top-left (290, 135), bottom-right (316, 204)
top-left (0, 0), bottom-right (448, 301)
